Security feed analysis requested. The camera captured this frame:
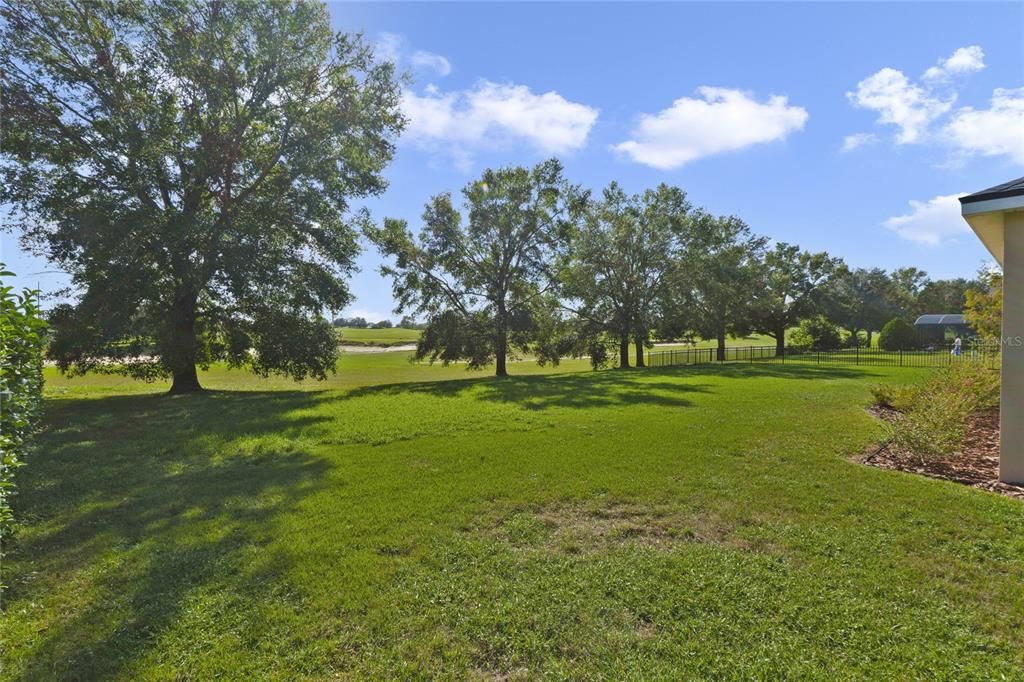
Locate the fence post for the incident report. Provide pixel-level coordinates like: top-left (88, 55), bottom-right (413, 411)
top-left (899, 348), bottom-right (903, 367)
top-left (856, 344), bottom-right (859, 366)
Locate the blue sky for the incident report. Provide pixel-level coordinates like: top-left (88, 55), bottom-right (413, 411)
top-left (4, 2), bottom-right (1022, 321)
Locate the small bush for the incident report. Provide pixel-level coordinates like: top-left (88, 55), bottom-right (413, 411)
top-left (870, 384), bottom-right (896, 408)
top-left (870, 383), bottom-right (916, 411)
top-left (878, 317), bottom-right (919, 351)
top-left (789, 316), bottom-right (842, 351)
top-left (882, 362), bottom-right (999, 459)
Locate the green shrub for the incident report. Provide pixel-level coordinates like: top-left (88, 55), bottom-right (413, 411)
top-left (878, 317), bottom-right (920, 351)
top-left (0, 268), bottom-right (47, 571)
top-left (882, 362), bottom-right (999, 459)
top-left (789, 316), bottom-right (842, 351)
top-left (870, 384), bottom-right (896, 408)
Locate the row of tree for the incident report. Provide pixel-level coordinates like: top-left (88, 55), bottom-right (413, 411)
top-left (0, 1), bottom-right (990, 391)
top-left (331, 315), bottom-right (423, 330)
top-left (368, 159), bottom-right (988, 376)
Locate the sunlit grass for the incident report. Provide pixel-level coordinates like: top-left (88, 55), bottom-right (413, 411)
top-left (4, 357), bottom-right (1022, 679)
top-left (335, 326), bottom-right (421, 346)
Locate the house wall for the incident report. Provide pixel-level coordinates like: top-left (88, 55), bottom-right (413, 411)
top-left (1002, 211), bottom-right (1024, 484)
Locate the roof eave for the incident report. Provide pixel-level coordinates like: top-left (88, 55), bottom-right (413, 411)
top-left (960, 193), bottom-right (1024, 217)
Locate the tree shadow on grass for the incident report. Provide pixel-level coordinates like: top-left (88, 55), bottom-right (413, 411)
top-left (336, 360), bottom-right (884, 412)
top-left (339, 368), bottom-right (714, 411)
top-left (668, 361), bottom-right (889, 381)
top-left (7, 390), bottom-right (334, 680)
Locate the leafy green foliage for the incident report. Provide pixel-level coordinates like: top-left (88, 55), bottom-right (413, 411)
top-left (821, 266), bottom-right (897, 342)
top-left (750, 243), bottom-right (840, 354)
top-left (964, 269), bottom-right (1002, 341)
top-left (882, 362), bottom-right (1000, 459)
top-left (0, 0), bottom-right (404, 392)
top-left (665, 212), bottom-right (766, 360)
top-left (879, 317), bottom-right (920, 351)
top-left (0, 267), bottom-right (46, 573)
top-left (789, 315), bottom-right (843, 351)
top-left (560, 182), bottom-right (691, 367)
top-left (367, 159), bottom-right (584, 376)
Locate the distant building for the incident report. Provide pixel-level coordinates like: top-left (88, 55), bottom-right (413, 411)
top-left (913, 313), bottom-right (971, 345)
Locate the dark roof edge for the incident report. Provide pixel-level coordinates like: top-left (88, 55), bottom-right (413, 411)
top-left (960, 188), bottom-right (1024, 205)
top-left (960, 177), bottom-right (1024, 205)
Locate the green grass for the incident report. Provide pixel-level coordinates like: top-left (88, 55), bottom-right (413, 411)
top-left (336, 326), bottom-right (421, 347)
top-left (3, 355), bottom-right (1022, 679)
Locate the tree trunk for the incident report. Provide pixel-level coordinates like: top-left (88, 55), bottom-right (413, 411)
top-left (495, 313), bottom-right (508, 377)
top-left (618, 332), bottom-right (630, 369)
top-left (634, 332), bottom-right (645, 367)
top-left (170, 364), bottom-right (202, 394)
top-left (167, 293), bottom-right (202, 394)
top-left (866, 329), bottom-right (873, 348)
top-left (775, 323), bottom-right (786, 356)
top-left (717, 327), bottom-right (727, 362)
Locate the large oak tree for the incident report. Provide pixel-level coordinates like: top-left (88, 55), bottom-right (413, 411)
top-left (561, 182), bottom-right (690, 368)
top-left (1, 0), bottom-right (403, 392)
top-left (669, 212), bottom-right (766, 361)
top-left (750, 242), bottom-right (840, 356)
top-left (367, 159), bottom-right (582, 377)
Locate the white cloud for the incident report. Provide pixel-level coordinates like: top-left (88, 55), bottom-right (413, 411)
top-left (843, 45), bottom-right (1014, 160)
top-left (943, 87), bottom-right (1024, 165)
top-left (612, 87), bottom-right (808, 169)
top-left (401, 80), bottom-right (599, 159)
top-left (375, 32), bottom-right (452, 77)
top-left (410, 50), bottom-right (451, 77)
top-left (847, 67), bottom-right (953, 144)
top-left (374, 32), bottom-right (404, 65)
top-left (841, 132), bottom-right (878, 152)
top-left (883, 193), bottom-right (970, 246)
top-left (924, 45), bottom-right (985, 80)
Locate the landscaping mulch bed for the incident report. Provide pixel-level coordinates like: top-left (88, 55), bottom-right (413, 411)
top-left (860, 407), bottom-right (1024, 500)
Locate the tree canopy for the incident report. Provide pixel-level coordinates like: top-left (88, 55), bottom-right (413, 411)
top-left (668, 212), bottom-right (766, 360)
top-left (964, 268), bottom-right (1002, 342)
top-left (1, 0), bottom-right (403, 392)
top-left (560, 182), bottom-right (691, 368)
top-left (367, 159), bottom-right (583, 377)
top-left (750, 243), bottom-right (840, 355)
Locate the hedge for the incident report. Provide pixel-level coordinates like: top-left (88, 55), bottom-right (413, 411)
top-left (1, 267), bottom-right (46, 575)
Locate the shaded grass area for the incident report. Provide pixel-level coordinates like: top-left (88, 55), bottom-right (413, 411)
top-left (3, 360), bottom-right (1023, 679)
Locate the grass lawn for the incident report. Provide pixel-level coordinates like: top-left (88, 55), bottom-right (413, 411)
top-left (3, 355), bottom-right (1022, 679)
top-left (336, 326), bottom-right (421, 347)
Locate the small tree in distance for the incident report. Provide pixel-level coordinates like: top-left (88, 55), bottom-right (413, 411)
top-left (878, 317), bottom-right (921, 351)
top-left (750, 243), bottom-right (840, 356)
top-left (789, 316), bottom-right (842, 351)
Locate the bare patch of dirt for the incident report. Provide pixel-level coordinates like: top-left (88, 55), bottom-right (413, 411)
top-left (859, 407), bottom-right (1024, 500)
top-left (473, 502), bottom-right (768, 555)
top-left (468, 667), bottom-right (532, 682)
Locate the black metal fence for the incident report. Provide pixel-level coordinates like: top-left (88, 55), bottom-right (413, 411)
top-left (645, 344), bottom-right (1000, 370)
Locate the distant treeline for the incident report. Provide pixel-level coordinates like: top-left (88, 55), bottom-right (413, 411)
top-left (368, 159), bottom-right (996, 376)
